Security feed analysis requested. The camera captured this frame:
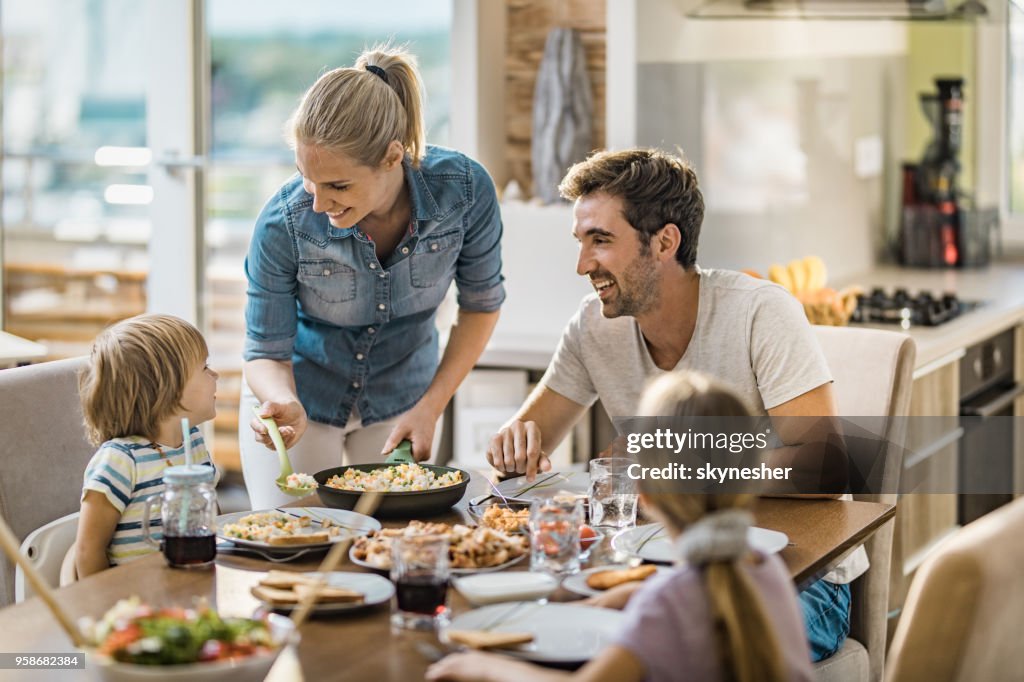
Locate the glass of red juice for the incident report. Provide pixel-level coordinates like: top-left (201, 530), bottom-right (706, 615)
top-left (390, 534), bottom-right (449, 631)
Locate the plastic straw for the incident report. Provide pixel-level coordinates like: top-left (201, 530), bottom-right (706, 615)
top-left (178, 418), bottom-right (192, 535)
top-left (181, 418), bottom-right (193, 468)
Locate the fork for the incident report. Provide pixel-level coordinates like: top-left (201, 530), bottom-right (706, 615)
top-left (215, 542), bottom-right (321, 563)
top-left (272, 507), bottom-right (368, 533)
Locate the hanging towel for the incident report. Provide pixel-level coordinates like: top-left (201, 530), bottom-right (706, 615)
top-left (531, 27), bottom-right (594, 204)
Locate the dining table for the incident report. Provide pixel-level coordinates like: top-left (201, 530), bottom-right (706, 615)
top-left (0, 473), bottom-right (894, 681)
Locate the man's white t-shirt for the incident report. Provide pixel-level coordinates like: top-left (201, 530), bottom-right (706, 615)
top-left (539, 266), bottom-right (867, 584)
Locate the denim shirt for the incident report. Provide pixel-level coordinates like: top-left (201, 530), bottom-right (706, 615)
top-left (244, 145), bottom-right (505, 427)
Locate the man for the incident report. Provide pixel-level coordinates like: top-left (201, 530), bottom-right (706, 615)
top-left (486, 148), bottom-right (865, 662)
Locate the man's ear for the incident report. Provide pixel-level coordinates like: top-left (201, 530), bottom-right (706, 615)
top-left (654, 223), bottom-right (682, 262)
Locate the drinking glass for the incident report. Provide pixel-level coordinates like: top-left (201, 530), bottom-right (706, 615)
top-left (529, 497), bottom-right (583, 576)
top-left (390, 534), bottom-right (450, 631)
top-left (588, 457), bottom-right (639, 529)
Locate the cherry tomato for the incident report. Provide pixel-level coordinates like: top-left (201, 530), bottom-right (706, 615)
top-left (579, 524), bottom-right (598, 550)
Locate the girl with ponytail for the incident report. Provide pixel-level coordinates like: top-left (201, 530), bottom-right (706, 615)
top-left (427, 372), bottom-right (812, 682)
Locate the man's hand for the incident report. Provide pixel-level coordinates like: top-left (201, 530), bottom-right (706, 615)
top-left (251, 399), bottom-right (307, 450)
top-left (381, 403), bottom-right (438, 462)
top-left (597, 434), bottom-right (629, 458)
top-left (486, 420), bottom-right (551, 481)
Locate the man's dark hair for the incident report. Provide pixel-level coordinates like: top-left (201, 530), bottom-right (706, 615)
top-left (558, 148), bottom-right (704, 268)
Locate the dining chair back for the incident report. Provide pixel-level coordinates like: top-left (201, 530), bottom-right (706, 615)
top-left (14, 512), bottom-right (79, 602)
top-left (885, 496), bottom-right (1024, 682)
top-left (0, 357), bottom-right (93, 606)
top-left (811, 326), bottom-right (916, 682)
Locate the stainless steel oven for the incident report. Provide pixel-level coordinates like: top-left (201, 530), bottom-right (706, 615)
top-left (959, 328), bottom-right (1024, 524)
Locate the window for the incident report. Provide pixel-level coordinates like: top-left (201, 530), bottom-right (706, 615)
top-left (204, 0), bottom-right (454, 468)
top-left (2, 0), bottom-right (151, 352)
top-left (1009, 2), bottom-right (1024, 214)
top-left (1, 1), bottom-right (455, 472)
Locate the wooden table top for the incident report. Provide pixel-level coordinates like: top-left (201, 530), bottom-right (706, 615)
top-left (0, 480), bottom-right (893, 681)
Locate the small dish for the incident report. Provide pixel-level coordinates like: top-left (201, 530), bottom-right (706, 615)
top-left (465, 501), bottom-right (532, 534)
top-left (251, 571), bottom-right (394, 615)
top-left (453, 572), bottom-right (558, 606)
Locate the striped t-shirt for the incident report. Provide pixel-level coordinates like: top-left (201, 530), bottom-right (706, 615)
top-left (81, 427), bottom-right (217, 566)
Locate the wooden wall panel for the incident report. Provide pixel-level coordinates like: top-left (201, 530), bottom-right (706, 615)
top-left (505, 0), bottom-right (606, 197)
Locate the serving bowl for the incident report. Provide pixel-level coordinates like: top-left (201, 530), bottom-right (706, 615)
top-left (313, 464), bottom-right (470, 518)
top-left (84, 613), bottom-right (295, 682)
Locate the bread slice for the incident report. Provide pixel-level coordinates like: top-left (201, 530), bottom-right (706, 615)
top-left (259, 570), bottom-right (317, 589)
top-left (446, 630), bottom-right (534, 650)
top-left (251, 582), bottom-right (364, 605)
top-left (292, 583), bottom-right (364, 604)
top-left (266, 531), bottom-right (330, 546)
top-left (251, 585), bottom-right (301, 605)
top-left (585, 564), bottom-right (658, 591)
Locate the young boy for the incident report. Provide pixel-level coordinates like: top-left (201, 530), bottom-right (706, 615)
top-left (75, 314), bottom-right (218, 577)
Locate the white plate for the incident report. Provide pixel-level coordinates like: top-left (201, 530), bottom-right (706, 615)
top-left (453, 572), bottom-right (559, 605)
top-left (442, 602), bottom-right (626, 664)
top-left (611, 524), bottom-right (789, 563)
top-left (562, 564), bottom-right (673, 598)
top-left (494, 471), bottom-right (590, 502)
top-left (348, 544), bottom-right (526, 575)
top-left (252, 571), bottom-right (394, 614)
top-left (216, 508), bottom-right (381, 553)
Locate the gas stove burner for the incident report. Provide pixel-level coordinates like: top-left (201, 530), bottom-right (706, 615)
top-left (852, 288), bottom-right (981, 328)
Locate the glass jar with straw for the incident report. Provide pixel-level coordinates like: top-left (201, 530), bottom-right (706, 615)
top-left (141, 418), bottom-right (218, 568)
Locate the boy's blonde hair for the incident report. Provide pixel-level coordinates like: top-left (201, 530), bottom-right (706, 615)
top-left (79, 314), bottom-right (208, 446)
top-left (287, 42), bottom-right (426, 168)
top-left (638, 371), bottom-right (787, 682)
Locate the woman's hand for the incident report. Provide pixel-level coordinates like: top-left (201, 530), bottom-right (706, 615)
top-left (580, 581), bottom-right (642, 610)
top-left (250, 399), bottom-right (308, 450)
top-left (381, 402), bottom-right (438, 462)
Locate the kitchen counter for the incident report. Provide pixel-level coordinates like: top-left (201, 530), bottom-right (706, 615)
top-left (478, 262), bottom-right (1024, 374)
top-left (837, 263), bottom-right (1024, 371)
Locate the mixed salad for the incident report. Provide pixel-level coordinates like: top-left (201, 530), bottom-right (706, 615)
top-left (82, 597), bottom-right (275, 665)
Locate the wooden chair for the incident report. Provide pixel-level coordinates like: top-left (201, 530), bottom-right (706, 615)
top-left (812, 326), bottom-right (916, 682)
top-left (885, 496), bottom-right (1024, 682)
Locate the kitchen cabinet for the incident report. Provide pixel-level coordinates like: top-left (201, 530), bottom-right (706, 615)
top-left (888, 318), bottom-right (1024, 637)
top-left (889, 354), bottom-right (960, 630)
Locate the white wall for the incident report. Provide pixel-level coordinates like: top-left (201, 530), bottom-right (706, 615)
top-left (606, 0), bottom-right (914, 279)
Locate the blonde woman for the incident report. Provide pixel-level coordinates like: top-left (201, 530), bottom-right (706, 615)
top-left (427, 372), bottom-right (812, 682)
top-left (76, 314), bottom-right (219, 577)
top-left (241, 44), bottom-right (504, 508)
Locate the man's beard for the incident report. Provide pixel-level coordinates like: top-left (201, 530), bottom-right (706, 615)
top-left (600, 249), bottom-right (660, 318)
